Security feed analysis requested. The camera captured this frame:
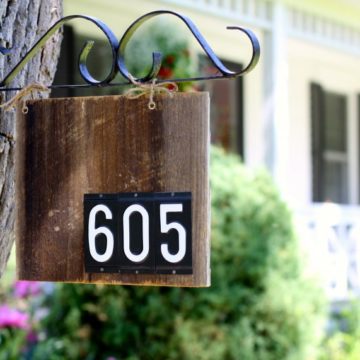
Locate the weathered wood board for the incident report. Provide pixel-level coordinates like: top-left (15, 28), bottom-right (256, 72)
top-left (16, 92), bottom-right (210, 287)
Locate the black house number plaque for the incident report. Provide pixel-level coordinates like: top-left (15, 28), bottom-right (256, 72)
top-left (84, 192), bottom-right (192, 274)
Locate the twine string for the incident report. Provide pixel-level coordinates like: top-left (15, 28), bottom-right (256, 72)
top-left (0, 78), bottom-right (177, 113)
top-left (125, 75), bottom-right (178, 110)
top-left (0, 83), bottom-right (50, 114)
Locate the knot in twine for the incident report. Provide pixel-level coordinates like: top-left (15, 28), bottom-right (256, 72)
top-left (0, 83), bottom-right (50, 114)
top-left (125, 75), bottom-right (178, 110)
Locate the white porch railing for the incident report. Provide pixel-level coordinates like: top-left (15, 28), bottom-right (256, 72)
top-left (160, 0), bottom-right (273, 29)
top-left (295, 204), bottom-right (360, 302)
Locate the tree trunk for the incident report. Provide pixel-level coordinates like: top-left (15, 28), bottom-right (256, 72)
top-left (0, 0), bottom-right (63, 278)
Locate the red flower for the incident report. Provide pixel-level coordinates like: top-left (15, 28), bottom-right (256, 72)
top-left (165, 83), bottom-right (177, 91)
top-left (158, 67), bottom-right (173, 79)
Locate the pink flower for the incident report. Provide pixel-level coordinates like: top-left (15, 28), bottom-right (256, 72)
top-left (14, 281), bottom-right (41, 298)
top-left (0, 305), bottom-right (29, 329)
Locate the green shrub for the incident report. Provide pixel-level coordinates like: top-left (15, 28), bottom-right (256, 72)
top-left (319, 301), bottom-right (360, 360)
top-left (32, 146), bottom-right (325, 360)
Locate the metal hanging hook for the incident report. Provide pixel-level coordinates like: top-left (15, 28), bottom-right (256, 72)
top-left (0, 14), bottom-right (119, 88)
top-left (117, 10), bottom-right (260, 84)
top-left (0, 10), bottom-right (260, 92)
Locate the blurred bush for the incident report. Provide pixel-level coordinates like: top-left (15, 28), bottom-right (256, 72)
top-left (319, 301), bottom-right (360, 360)
top-left (28, 146), bottom-right (326, 360)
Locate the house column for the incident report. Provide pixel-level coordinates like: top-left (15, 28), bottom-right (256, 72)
top-left (263, 1), bottom-right (290, 197)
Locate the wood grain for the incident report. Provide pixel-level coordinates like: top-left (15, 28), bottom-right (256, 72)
top-left (16, 93), bottom-right (210, 287)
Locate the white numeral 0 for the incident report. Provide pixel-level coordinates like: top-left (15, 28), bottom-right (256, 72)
top-left (160, 204), bottom-right (187, 263)
top-left (123, 204), bottom-right (150, 263)
top-left (88, 204), bottom-right (114, 262)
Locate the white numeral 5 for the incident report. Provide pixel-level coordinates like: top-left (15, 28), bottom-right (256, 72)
top-left (160, 204), bottom-right (187, 263)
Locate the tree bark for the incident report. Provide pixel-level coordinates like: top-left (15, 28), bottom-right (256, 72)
top-left (0, 0), bottom-right (63, 278)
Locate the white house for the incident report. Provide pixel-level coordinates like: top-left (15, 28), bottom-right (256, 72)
top-left (62, 0), bottom-right (360, 301)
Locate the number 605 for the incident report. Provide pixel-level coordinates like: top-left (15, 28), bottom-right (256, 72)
top-left (84, 192), bottom-right (192, 274)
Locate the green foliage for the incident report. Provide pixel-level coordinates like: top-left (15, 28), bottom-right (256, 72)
top-left (319, 301), bottom-right (360, 360)
top-left (32, 146), bottom-right (325, 359)
top-left (0, 328), bottom-right (27, 360)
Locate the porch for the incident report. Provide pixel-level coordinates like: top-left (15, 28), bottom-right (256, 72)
top-left (296, 203), bottom-right (360, 302)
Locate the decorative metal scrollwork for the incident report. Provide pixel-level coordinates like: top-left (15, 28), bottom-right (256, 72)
top-left (0, 10), bottom-right (260, 91)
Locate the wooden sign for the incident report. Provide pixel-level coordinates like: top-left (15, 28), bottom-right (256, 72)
top-left (16, 92), bottom-right (210, 287)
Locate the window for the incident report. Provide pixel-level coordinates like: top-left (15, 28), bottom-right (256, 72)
top-left (52, 26), bottom-right (127, 98)
top-left (201, 59), bottom-right (244, 158)
top-left (311, 83), bottom-right (348, 204)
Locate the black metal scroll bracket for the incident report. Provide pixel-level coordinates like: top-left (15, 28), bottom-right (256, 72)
top-left (0, 10), bottom-right (260, 91)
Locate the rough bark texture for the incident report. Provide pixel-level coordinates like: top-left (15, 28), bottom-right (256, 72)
top-left (0, 0), bottom-right (63, 279)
